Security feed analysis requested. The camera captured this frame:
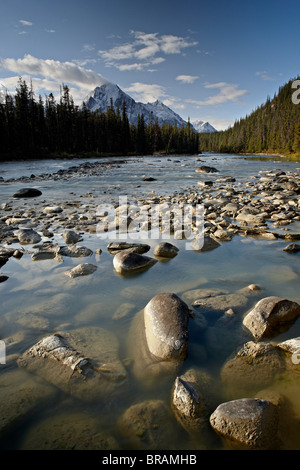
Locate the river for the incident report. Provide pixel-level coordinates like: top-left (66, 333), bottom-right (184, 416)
top-left (0, 152), bottom-right (300, 450)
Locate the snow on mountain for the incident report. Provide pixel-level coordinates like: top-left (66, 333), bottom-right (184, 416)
top-left (83, 82), bottom-right (188, 127)
top-left (191, 119), bottom-right (217, 133)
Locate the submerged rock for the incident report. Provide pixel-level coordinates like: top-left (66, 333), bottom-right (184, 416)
top-left (221, 341), bottom-right (285, 396)
top-left (17, 327), bottom-right (127, 402)
top-left (243, 296), bottom-right (300, 340)
top-left (20, 411), bottom-right (120, 450)
top-left (0, 369), bottom-right (56, 440)
top-left (210, 398), bottom-right (279, 450)
top-left (117, 400), bottom-right (176, 450)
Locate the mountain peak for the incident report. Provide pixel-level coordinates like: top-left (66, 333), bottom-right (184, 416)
top-left (83, 82), bottom-right (188, 128)
top-left (192, 119), bottom-right (217, 133)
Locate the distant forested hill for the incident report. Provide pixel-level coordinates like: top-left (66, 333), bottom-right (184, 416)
top-left (0, 78), bottom-right (199, 161)
top-left (198, 77), bottom-right (300, 156)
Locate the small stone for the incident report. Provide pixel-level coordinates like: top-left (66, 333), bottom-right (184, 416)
top-left (195, 166), bottom-right (218, 174)
top-left (283, 243), bottom-right (300, 253)
top-left (43, 206), bottom-right (63, 214)
top-left (154, 242), bottom-right (179, 258)
top-left (17, 229), bottom-right (41, 244)
top-left (107, 241), bottom-right (150, 254)
top-left (59, 245), bottom-right (93, 257)
top-left (62, 230), bottom-right (82, 244)
top-left (64, 263), bottom-right (97, 278)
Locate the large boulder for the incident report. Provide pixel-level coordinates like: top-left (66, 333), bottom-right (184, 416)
top-left (126, 310), bottom-right (182, 388)
top-left (13, 188), bottom-right (42, 198)
top-left (144, 293), bottom-right (189, 361)
top-left (210, 398), bottom-right (279, 450)
top-left (243, 296), bottom-right (300, 340)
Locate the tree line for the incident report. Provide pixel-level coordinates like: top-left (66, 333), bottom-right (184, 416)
top-left (0, 78), bottom-right (199, 161)
top-left (198, 77), bottom-right (300, 156)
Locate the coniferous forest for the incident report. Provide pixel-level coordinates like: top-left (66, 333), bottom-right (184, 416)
top-left (0, 78), bottom-right (199, 161)
top-left (198, 77), bottom-right (300, 157)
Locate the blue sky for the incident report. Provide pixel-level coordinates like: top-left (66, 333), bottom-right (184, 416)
top-left (0, 0), bottom-right (299, 130)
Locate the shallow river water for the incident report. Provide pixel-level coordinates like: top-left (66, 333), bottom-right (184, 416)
top-left (0, 153), bottom-right (300, 450)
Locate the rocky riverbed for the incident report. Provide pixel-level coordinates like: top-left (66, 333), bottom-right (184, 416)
top-left (0, 155), bottom-right (300, 450)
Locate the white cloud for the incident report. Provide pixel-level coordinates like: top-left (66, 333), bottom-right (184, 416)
top-left (0, 54), bottom-right (109, 103)
top-left (83, 44), bottom-right (95, 52)
top-left (46, 29), bottom-right (56, 33)
top-left (124, 82), bottom-right (167, 103)
top-left (123, 81), bottom-right (185, 110)
top-left (256, 71), bottom-right (275, 81)
top-left (19, 19), bottom-right (33, 26)
top-left (186, 82), bottom-right (248, 106)
top-left (160, 35), bottom-right (197, 54)
top-left (176, 75), bottom-right (199, 84)
top-left (98, 30), bottom-right (197, 71)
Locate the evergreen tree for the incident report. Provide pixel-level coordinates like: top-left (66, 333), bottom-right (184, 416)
top-left (293, 119), bottom-right (300, 153)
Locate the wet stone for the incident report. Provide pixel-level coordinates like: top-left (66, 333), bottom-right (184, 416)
top-left (210, 398), bottom-right (279, 450)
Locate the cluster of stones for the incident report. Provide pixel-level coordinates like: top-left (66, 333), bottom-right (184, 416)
top-left (2, 159), bottom-right (127, 184)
